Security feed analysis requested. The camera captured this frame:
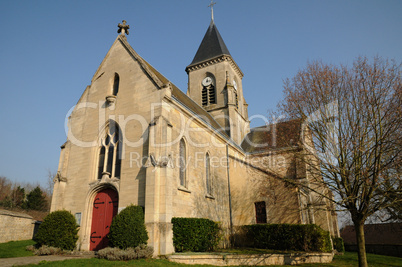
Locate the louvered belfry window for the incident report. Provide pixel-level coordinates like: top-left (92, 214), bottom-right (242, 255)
top-left (202, 85), bottom-right (216, 106)
top-left (202, 87), bottom-right (208, 106)
top-left (208, 86), bottom-right (216, 104)
top-left (98, 121), bottom-right (121, 179)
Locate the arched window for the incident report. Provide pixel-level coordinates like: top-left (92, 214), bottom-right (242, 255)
top-left (112, 73), bottom-right (120, 96)
top-left (98, 121), bottom-right (121, 179)
top-left (206, 153), bottom-right (212, 195)
top-left (179, 139), bottom-right (186, 187)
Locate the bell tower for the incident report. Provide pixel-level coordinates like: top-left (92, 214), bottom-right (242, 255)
top-left (185, 15), bottom-right (249, 144)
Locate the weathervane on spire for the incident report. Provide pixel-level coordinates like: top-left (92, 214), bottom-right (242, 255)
top-left (117, 20), bottom-right (130, 36)
top-left (208, 0), bottom-right (216, 22)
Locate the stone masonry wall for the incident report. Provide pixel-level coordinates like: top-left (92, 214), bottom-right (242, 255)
top-left (0, 209), bottom-right (35, 243)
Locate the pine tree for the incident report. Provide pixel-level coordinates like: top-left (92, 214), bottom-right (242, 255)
top-left (25, 186), bottom-right (47, 211)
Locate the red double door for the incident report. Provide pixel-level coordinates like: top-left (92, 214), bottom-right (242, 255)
top-left (90, 189), bottom-right (118, 251)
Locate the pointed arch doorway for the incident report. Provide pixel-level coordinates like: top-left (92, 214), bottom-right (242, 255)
top-left (90, 188), bottom-right (118, 250)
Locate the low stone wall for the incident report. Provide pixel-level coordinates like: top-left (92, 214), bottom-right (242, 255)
top-left (168, 252), bottom-right (334, 266)
top-left (0, 209), bottom-right (36, 243)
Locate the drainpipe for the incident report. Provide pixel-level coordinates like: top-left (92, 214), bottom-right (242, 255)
top-left (226, 144), bottom-right (233, 246)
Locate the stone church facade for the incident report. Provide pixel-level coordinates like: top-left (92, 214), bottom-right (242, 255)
top-left (51, 19), bottom-right (339, 255)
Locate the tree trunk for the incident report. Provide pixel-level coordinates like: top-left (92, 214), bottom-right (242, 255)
top-left (354, 220), bottom-right (368, 267)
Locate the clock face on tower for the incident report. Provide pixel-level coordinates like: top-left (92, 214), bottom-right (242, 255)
top-left (233, 80), bottom-right (237, 90)
top-left (202, 76), bottom-right (213, 87)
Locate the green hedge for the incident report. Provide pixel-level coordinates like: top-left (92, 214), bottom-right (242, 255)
top-left (108, 205), bottom-right (148, 249)
top-left (171, 217), bottom-right (220, 252)
top-left (333, 237), bottom-right (345, 252)
top-left (245, 224), bottom-right (332, 252)
top-left (34, 210), bottom-right (78, 251)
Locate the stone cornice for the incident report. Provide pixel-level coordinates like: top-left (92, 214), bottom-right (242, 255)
top-left (185, 55), bottom-right (244, 78)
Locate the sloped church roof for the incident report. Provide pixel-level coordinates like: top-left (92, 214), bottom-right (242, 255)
top-left (190, 20), bottom-right (231, 66)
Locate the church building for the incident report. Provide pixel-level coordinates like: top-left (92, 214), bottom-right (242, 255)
top-left (51, 17), bottom-right (339, 255)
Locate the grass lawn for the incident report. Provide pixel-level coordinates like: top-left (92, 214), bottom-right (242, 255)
top-left (303, 252), bottom-right (402, 267)
top-left (20, 258), bottom-right (189, 266)
top-left (16, 252), bottom-right (402, 267)
top-left (2, 241), bottom-right (400, 266)
top-left (0, 239), bottom-right (36, 258)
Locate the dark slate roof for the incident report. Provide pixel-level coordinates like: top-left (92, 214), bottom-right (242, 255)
top-left (241, 119), bottom-right (302, 154)
top-left (341, 223), bottom-right (402, 245)
top-left (190, 20), bottom-right (231, 66)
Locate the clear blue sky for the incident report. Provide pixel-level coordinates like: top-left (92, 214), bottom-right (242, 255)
top-left (0, 0), bottom-right (401, 187)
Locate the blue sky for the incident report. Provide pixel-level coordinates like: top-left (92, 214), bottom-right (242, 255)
top-left (0, 0), bottom-right (401, 187)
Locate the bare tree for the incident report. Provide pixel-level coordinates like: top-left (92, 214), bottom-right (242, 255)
top-left (46, 169), bottom-right (56, 196)
top-left (0, 176), bottom-right (12, 202)
top-left (278, 57), bottom-right (401, 267)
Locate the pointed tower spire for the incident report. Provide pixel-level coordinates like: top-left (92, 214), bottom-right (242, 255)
top-left (185, 7), bottom-right (249, 144)
top-left (188, 20), bottom-right (231, 66)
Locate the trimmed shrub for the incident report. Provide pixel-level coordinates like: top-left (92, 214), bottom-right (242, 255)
top-left (333, 237), bottom-right (345, 252)
top-left (171, 217), bottom-right (220, 252)
top-left (245, 224), bottom-right (332, 252)
top-left (33, 245), bottom-right (63, 256)
top-left (25, 245), bottom-right (36, 252)
top-left (108, 205), bottom-right (148, 249)
top-left (34, 210), bottom-right (78, 250)
top-left (97, 245), bottom-right (153, 260)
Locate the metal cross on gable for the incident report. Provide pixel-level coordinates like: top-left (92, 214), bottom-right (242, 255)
top-left (208, 0), bottom-right (217, 21)
top-left (117, 20), bottom-right (130, 36)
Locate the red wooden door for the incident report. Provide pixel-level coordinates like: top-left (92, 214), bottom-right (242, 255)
top-left (90, 189), bottom-right (118, 250)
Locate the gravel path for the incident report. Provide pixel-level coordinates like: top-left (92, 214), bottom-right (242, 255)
top-left (0, 254), bottom-right (95, 267)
